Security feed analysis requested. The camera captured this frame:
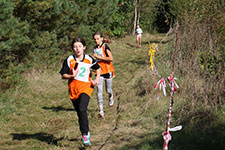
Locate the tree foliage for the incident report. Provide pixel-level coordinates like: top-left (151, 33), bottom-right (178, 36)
top-left (0, 0), bottom-right (125, 90)
top-left (0, 0), bottom-right (30, 67)
top-left (138, 0), bottom-right (161, 33)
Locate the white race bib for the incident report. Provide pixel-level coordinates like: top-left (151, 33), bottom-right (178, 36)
top-left (74, 62), bottom-right (92, 82)
top-left (94, 48), bottom-right (104, 62)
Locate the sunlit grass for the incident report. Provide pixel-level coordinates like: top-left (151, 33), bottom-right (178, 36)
top-left (0, 33), bottom-right (224, 150)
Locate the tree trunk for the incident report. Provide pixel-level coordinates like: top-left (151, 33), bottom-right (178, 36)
top-left (137, 1), bottom-right (140, 25)
top-left (133, 0), bottom-right (138, 35)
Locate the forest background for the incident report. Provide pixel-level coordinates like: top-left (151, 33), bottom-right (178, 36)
top-left (0, 0), bottom-right (224, 149)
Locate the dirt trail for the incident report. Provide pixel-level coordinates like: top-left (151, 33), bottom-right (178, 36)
top-left (80, 37), bottom-right (150, 150)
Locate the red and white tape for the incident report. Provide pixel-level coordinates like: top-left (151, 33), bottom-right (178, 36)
top-left (162, 74), bottom-right (182, 150)
top-left (154, 78), bottom-right (167, 100)
top-left (167, 74), bottom-right (179, 91)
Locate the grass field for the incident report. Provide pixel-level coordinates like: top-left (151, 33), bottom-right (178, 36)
top-left (0, 34), bottom-right (224, 150)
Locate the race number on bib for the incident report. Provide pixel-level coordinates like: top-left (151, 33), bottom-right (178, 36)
top-left (94, 48), bottom-right (104, 62)
top-left (75, 62), bottom-right (91, 82)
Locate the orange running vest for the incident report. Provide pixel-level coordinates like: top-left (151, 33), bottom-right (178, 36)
top-left (67, 54), bottom-right (95, 100)
top-left (94, 43), bottom-right (115, 77)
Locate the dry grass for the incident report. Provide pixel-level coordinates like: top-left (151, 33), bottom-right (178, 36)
top-left (0, 33), bottom-right (224, 150)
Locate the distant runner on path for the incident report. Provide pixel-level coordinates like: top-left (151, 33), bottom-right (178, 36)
top-left (136, 24), bottom-right (143, 48)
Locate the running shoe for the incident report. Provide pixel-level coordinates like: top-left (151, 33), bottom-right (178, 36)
top-left (99, 111), bottom-right (104, 118)
top-left (109, 95), bottom-right (114, 107)
top-left (82, 132), bottom-right (91, 146)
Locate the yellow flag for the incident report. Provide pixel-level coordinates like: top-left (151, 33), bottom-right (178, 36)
top-left (148, 43), bottom-right (158, 70)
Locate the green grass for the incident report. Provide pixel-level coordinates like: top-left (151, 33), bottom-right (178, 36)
top-left (0, 33), bottom-right (224, 150)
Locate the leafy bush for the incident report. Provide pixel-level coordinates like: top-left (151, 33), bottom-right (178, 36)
top-left (166, 0), bottom-right (225, 106)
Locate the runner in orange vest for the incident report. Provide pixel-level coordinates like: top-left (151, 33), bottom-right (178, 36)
top-left (93, 32), bottom-right (115, 118)
top-left (59, 37), bottom-right (100, 146)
